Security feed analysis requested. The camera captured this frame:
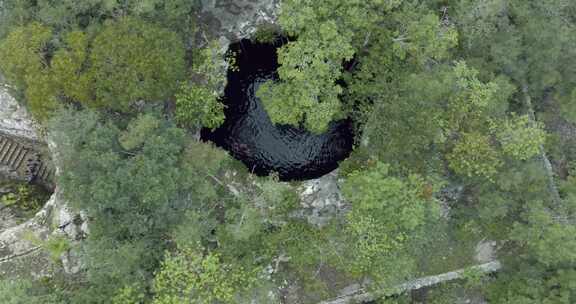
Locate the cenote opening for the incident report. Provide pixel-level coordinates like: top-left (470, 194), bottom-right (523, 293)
top-left (201, 39), bottom-right (354, 181)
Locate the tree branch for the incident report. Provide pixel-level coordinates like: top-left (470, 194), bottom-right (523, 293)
top-left (521, 85), bottom-right (570, 223)
top-left (318, 261), bottom-right (502, 304)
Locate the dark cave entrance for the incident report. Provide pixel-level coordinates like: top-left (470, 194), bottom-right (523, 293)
top-left (201, 39), bottom-right (354, 181)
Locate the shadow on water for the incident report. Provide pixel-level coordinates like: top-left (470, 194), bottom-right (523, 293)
top-left (201, 39), bottom-right (354, 181)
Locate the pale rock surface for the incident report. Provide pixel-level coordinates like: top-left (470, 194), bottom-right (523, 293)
top-left (201, 0), bottom-right (280, 41)
top-left (474, 239), bottom-right (497, 264)
top-left (0, 188), bottom-right (88, 278)
top-left (0, 87), bottom-right (40, 142)
top-left (297, 170), bottom-right (349, 227)
top-left (0, 193), bottom-right (55, 279)
top-left (0, 0), bottom-right (282, 283)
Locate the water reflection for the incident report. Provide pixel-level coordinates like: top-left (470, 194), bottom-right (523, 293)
top-left (201, 39), bottom-right (353, 181)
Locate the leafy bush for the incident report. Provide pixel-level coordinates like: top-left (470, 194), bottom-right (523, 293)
top-left (175, 84), bottom-right (225, 130)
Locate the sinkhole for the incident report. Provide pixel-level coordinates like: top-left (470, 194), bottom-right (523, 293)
top-left (201, 39), bottom-right (354, 181)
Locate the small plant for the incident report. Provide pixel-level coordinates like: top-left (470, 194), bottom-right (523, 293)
top-left (0, 182), bottom-right (48, 216)
top-left (175, 83), bottom-right (225, 130)
top-left (252, 23), bottom-right (283, 45)
top-left (461, 267), bottom-right (486, 289)
top-left (25, 232), bottom-right (71, 263)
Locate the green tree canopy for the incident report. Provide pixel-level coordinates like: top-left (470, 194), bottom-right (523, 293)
top-left (0, 17), bottom-right (187, 118)
top-left (341, 161), bottom-right (440, 285)
top-left (49, 109), bottom-right (232, 302)
top-left (151, 246), bottom-right (259, 304)
top-left (257, 0), bottom-right (458, 133)
top-left (88, 17), bottom-right (186, 109)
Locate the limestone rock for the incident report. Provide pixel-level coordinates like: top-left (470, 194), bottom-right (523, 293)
top-left (0, 87), bottom-right (40, 142)
top-left (0, 188), bottom-right (88, 278)
top-left (296, 170), bottom-right (350, 227)
top-left (474, 240), bottom-right (497, 264)
top-left (201, 0), bottom-right (280, 41)
top-left (0, 193), bottom-right (55, 279)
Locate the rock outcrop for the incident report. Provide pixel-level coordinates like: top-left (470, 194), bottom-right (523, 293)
top-left (296, 169), bottom-right (349, 227)
top-left (0, 85), bottom-right (83, 279)
top-left (0, 188), bottom-right (88, 279)
top-left (200, 0), bottom-right (280, 41)
top-left (0, 87), bottom-right (39, 142)
top-left (0, 0), bottom-right (284, 281)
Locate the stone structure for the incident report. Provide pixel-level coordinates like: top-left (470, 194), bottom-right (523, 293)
top-left (0, 133), bottom-right (54, 187)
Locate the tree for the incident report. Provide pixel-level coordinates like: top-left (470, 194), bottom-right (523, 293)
top-left (0, 0), bottom-right (199, 40)
top-left (492, 114), bottom-right (547, 161)
top-left (453, 0), bottom-right (576, 120)
top-left (0, 17), bottom-right (187, 118)
top-left (0, 279), bottom-right (63, 304)
top-left (486, 201), bottom-right (576, 303)
top-left (447, 132), bottom-right (502, 181)
top-left (0, 22), bottom-right (50, 89)
top-left (51, 30), bottom-right (92, 104)
top-left (174, 41), bottom-right (230, 130)
top-left (49, 108), bottom-right (232, 302)
top-left (175, 83), bottom-right (225, 130)
top-left (0, 22), bottom-right (58, 120)
top-left (256, 0), bottom-right (458, 133)
top-left (341, 162), bottom-right (440, 285)
top-left (256, 20), bottom-right (353, 133)
top-left (152, 246), bottom-right (259, 304)
top-left (350, 59), bottom-right (513, 173)
top-left (88, 17), bottom-right (186, 110)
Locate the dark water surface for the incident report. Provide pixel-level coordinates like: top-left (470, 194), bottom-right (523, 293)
top-left (201, 39), bottom-right (353, 181)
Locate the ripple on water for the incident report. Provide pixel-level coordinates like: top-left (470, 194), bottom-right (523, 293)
top-left (201, 39), bottom-right (354, 181)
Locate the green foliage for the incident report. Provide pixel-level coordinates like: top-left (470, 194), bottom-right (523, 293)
top-left (510, 203), bottom-right (576, 267)
top-left (351, 57), bottom-right (512, 172)
top-left (461, 268), bottom-right (488, 289)
top-left (49, 108), bottom-right (230, 302)
top-left (25, 233), bottom-right (71, 263)
top-left (0, 22), bottom-right (51, 89)
top-left (88, 17), bottom-right (186, 110)
top-left (50, 30), bottom-right (92, 104)
top-left (252, 23), bottom-right (283, 44)
top-left (488, 267), bottom-right (576, 304)
top-left (257, 0), bottom-right (460, 133)
top-left (0, 279), bottom-right (62, 304)
top-left (0, 0), bottom-right (199, 40)
top-left (0, 22), bottom-right (58, 120)
top-left (0, 17), bottom-right (187, 119)
top-left (447, 132), bottom-right (502, 180)
top-left (487, 204), bottom-right (576, 303)
top-left (391, 13), bottom-right (458, 64)
top-left (119, 113), bottom-right (162, 150)
top-left (174, 41), bottom-right (228, 130)
top-left (152, 246), bottom-right (259, 304)
top-left (0, 279), bottom-right (36, 304)
top-left (341, 162), bottom-right (439, 284)
top-left (493, 114), bottom-right (547, 160)
top-left (559, 88), bottom-right (576, 124)
top-left (175, 83), bottom-right (225, 130)
top-left (112, 284), bottom-right (146, 304)
top-left (0, 183), bottom-right (47, 215)
top-left (256, 21), bottom-right (351, 133)
top-left (3, 0), bottom-right (576, 302)
top-left (454, 0), bottom-right (576, 106)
